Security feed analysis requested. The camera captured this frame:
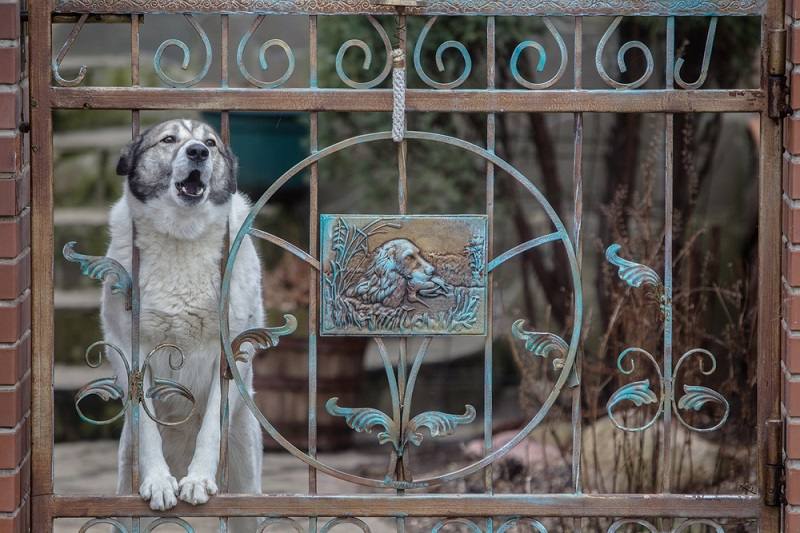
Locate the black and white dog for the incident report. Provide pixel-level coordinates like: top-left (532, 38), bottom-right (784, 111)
top-left (103, 119), bottom-right (263, 530)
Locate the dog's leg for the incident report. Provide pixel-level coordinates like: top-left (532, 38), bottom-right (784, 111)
top-left (225, 385), bottom-right (263, 533)
top-left (138, 369), bottom-right (180, 511)
top-left (178, 362), bottom-right (221, 505)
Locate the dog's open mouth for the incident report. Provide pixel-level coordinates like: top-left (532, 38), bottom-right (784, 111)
top-left (175, 170), bottom-right (206, 199)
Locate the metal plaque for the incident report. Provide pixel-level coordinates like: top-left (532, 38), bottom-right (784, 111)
top-left (320, 215), bottom-right (487, 336)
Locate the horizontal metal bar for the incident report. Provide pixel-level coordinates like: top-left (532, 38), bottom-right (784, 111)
top-left (54, 0), bottom-right (766, 16)
top-left (37, 494), bottom-right (761, 519)
top-left (49, 88), bottom-right (764, 114)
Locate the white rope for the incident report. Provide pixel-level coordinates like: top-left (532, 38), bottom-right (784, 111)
top-left (391, 48), bottom-right (406, 143)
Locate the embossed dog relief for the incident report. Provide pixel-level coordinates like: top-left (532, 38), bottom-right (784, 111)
top-left (320, 215), bottom-right (488, 336)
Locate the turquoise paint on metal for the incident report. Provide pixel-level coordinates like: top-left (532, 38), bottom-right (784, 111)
top-left (219, 129), bottom-right (582, 489)
top-left (319, 214), bottom-right (488, 336)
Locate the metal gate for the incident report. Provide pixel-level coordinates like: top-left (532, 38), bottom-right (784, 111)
top-left (28, 0), bottom-right (783, 531)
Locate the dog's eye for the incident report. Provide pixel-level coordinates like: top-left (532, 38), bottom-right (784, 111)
top-left (205, 139), bottom-right (216, 148)
top-left (161, 135), bottom-right (176, 144)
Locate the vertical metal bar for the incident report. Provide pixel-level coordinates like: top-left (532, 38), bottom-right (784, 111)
top-left (308, 14), bottom-right (320, 507)
top-left (131, 14), bottom-right (141, 137)
top-left (130, 232), bottom-right (141, 533)
top-left (484, 14), bottom-right (496, 509)
top-left (221, 14), bottom-right (229, 90)
top-left (30, 0), bottom-right (56, 508)
top-left (661, 16), bottom-right (676, 499)
top-left (395, 13), bottom-right (409, 491)
top-left (130, 13), bottom-right (144, 532)
top-left (484, 16), bottom-right (496, 533)
top-left (218, 225), bottom-right (231, 533)
top-left (758, 1), bottom-right (784, 530)
top-left (397, 14), bottom-right (408, 216)
top-left (571, 18), bottom-right (584, 533)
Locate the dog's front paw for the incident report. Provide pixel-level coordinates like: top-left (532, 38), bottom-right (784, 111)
top-left (140, 474), bottom-right (179, 511)
top-left (178, 475), bottom-right (218, 505)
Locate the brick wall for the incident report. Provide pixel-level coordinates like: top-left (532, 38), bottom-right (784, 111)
top-left (0, 1), bottom-right (30, 532)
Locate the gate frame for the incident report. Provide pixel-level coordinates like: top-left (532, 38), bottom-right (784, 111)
top-left (6, 0), bottom-right (786, 530)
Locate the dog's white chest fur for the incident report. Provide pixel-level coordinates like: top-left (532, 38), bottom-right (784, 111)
top-left (136, 229), bottom-right (225, 351)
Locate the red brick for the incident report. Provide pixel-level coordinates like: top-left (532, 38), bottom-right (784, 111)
top-left (785, 321), bottom-right (800, 374)
top-left (0, 4), bottom-right (20, 41)
top-left (0, 291), bottom-right (29, 345)
top-left (0, 47), bottom-right (20, 85)
top-left (0, 134), bottom-right (20, 173)
top-left (0, 250), bottom-right (28, 301)
top-left (0, 89), bottom-right (20, 131)
top-left (0, 372), bottom-right (29, 428)
top-left (0, 332), bottom-right (29, 387)
top-left (0, 169), bottom-right (28, 216)
top-left (0, 455), bottom-right (28, 513)
top-left (0, 415), bottom-right (27, 471)
top-left (787, 115), bottom-right (800, 157)
top-left (0, 496), bottom-right (28, 533)
top-left (786, 155), bottom-right (800, 201)
top-left (788, 508), bottom-right (800, 533)
top-left (785, 368), bottom-right (800, 417)
top-left (0, 208), bottom-right (29, 259)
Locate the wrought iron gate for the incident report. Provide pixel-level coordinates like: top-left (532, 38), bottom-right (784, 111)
top-left (29, 0), bottom-right (783, 531)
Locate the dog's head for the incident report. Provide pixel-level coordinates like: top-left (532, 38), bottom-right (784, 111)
top-left (349, 239), bottom-right (451, 307)
top-left (116, 119), bottom-right (237, 208)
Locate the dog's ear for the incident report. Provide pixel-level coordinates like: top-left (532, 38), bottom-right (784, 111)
top-left (221, 142), bottom-right (239, 194)
top-left (116, 140), bottom-right (135, 176)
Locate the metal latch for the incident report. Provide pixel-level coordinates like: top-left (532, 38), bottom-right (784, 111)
top-left (768, 28), bottom-right (792, 120)
top-left (768, 75), bottom-right (792, 120)
top-left (765, 419), bottom-right (785, 507)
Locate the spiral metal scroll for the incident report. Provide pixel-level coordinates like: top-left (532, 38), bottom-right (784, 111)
top-left (674, 17), bottom-right (718, 90)
top-left (510, 18), bottom-right (568, 90)
top-left (63, 242), bottom-right (133, 311)
top-left (605, 247), bottom-right (729, 433)
top-left (606, 348), bottom-right (665, 432)
top-left (154, 14), bottom-right (212, 88)
top-left (139, 344), bottom-right (196, 427)
top-left (53, 13), bottom-right (89, 86)
top-left (74, 341), bottom-right (196, 427)
top-left (335, 16), bottom-right (393, 89)
top-left (74, 341), bottom-right (130, 425)
top-left (511, 319), bottom-right (578, 386)
top-left (231, 314), bottom-right (298, 364)
top-left (237, 15), bottom-right (296, 88)
top-left (414, 16), bottom-right (472, 89)
top-left (596, 16), bottom-right (654, 90)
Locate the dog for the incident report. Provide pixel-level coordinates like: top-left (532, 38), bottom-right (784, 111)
top-left (346, 238), bottom-right (451, 308)
top-left (102, 119), bottom-right (263, 530)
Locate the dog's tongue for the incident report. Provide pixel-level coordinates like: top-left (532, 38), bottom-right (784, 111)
top-left (177, 170), bottom-right (205, 197)
top-left (181, 180), bottom-right (203, 196)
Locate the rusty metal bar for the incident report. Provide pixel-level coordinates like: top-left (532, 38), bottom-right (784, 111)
top-left (308, 13), bottom-right (320, 500)
top-left (483, 14), bottom-right (495, 501)
top-left (571, 18), bottom-right (584, 517)
top-left (37, 493), bottom-right (763, 518)
top-left (661, 17), bottom-right (675, 496)
top-left (757, 1), bottom-right (784, 530)
top-left (49, 88), bottom-right (764, 113)
top-left (30, 0), bottom-right (56, 502)
top-left (53, 0), bottom-right (766, 16)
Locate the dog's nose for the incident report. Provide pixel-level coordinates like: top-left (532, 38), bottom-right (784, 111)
top-left (186, 143), bottom-right (209, 162)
